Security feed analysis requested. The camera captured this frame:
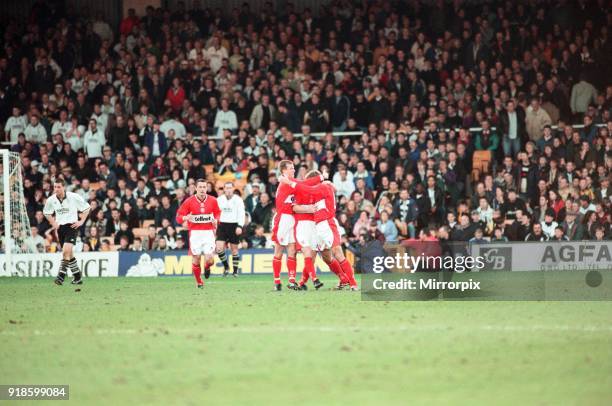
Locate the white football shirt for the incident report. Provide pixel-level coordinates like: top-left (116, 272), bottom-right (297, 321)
top-left (217, 194), bottom-right (246, 226)
top-left (43, 192), bottom-right (91, 225)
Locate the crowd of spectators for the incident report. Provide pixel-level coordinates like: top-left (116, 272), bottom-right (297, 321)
top-left (0, 0), bottom-right (610, 254)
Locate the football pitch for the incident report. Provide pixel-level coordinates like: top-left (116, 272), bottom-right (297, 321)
top-left (1, 275), bottom-right (611, 405)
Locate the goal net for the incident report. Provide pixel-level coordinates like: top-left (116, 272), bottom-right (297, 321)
top-left (1, 150), bottom-right (35, 256)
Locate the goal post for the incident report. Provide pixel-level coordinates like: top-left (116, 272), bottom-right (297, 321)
top-left (1, 150), bottom-right (35, 274)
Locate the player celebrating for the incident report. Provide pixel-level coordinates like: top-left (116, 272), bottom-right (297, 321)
top-left (176, 179), bottom-right (221, 288)
top-left (280, 173), bottom-right (358, 290)
top-left (271, 160), bottom-right (321, 291)
top-left (43, 178), bottom-right (91, 285)
top-left (216, 182), bottom-right (246, 277)
top-left (291, 171), bottom-right (327, 291)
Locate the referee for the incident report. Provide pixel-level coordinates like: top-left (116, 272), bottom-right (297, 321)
top-left (216, 182), bottom-right (246, 277)
top-left (43, 178), bottom-right (91, 285)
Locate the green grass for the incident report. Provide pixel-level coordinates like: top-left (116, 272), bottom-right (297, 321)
top-left (1, 275), bottom-right (611, 406)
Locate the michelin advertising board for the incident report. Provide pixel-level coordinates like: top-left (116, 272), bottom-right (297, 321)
top-left (118, 249), bottom-right (336, 276)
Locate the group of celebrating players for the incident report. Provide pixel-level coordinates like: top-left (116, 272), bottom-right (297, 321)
top-left (44, 160), bottom-right (358, 291)
top-left (173, 159), bottom-right (358, 291)
top-left (272, 160), bottom-right (358, 291)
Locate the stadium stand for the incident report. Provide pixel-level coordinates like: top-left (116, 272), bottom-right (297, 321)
top-left (0, 0), bottom-right (610, 254)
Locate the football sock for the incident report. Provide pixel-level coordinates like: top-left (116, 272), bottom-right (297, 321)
top-left (326, 258), bottom-right (348, 284)
top-left (68, 257), bottom-right (81, 279)
top-left (272, 257), bottom-right (282, 285)
top-left (58, 259), bottom-right (68, 280)
top-left (217, 250), bottom-right (229, 271)
top-left (192, 263), bottom-right (203, 285)
top-left (339, 259), bottom-right (357, 287)
top-left (299, 260), bottom-right (310, 286)
top-left (287, 256), bottom-right (297, 283)
top-left (232, 254), bottom-right (240, 274)
top-left (304, 257), bottom-right (316, 281)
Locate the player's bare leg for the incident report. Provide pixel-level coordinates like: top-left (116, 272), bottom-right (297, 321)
top-left (215, 240), bottom-right (230, 276)
top-left (320, 249), bottom-right (348, 289)
top-left (230, 243), bottom-right (240, 277)
top-left (332, 246), bottom-right (358, 290)
top-left (191, 254), bottom-right (204, 288)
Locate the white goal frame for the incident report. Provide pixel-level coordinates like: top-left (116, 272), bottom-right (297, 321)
top-left (1, 149), bottom-right (36, 272)
top-left (1, 149), bottom-right (12, 270)
top-left (0, 149), bottom-right (13, 272)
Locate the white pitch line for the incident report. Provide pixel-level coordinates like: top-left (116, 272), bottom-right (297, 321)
top-left (1, 324), bottom-right (611, 337)
top-left (93, 324), bottom-right (612, 334)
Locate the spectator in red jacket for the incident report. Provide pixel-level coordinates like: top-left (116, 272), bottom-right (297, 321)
top-left (119, 8), bottom-right (140, 35)
top-left (165, 77), bottom-right (185, 113)
top-left (148, 156), bottom-right (168, 179)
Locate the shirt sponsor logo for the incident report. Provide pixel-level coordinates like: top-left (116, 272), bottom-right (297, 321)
top-left (192, 214), bottom-right (214, 223)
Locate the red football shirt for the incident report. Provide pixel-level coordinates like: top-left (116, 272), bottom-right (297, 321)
top-left (275, 176), bottom-right (321, 221)
top-left (292, 179), bottom-right (320, 222)
top-left (275, 176), bottom-right (322, 216)
top-left (175, 194), bottom-right (221, 231)
top-left (275, 183), bottom-right (297, 216)
top-left (295, 182), bottom-right (336, 223)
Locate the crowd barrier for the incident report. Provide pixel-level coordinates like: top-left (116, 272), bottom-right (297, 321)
top-left (1, 241), bottom-right (609, 277)
top-left (0, 123), bottom-right (605, 146)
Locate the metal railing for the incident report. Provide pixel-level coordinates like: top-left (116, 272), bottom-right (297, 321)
top-left (0, 123), bottom-right (605, 146)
